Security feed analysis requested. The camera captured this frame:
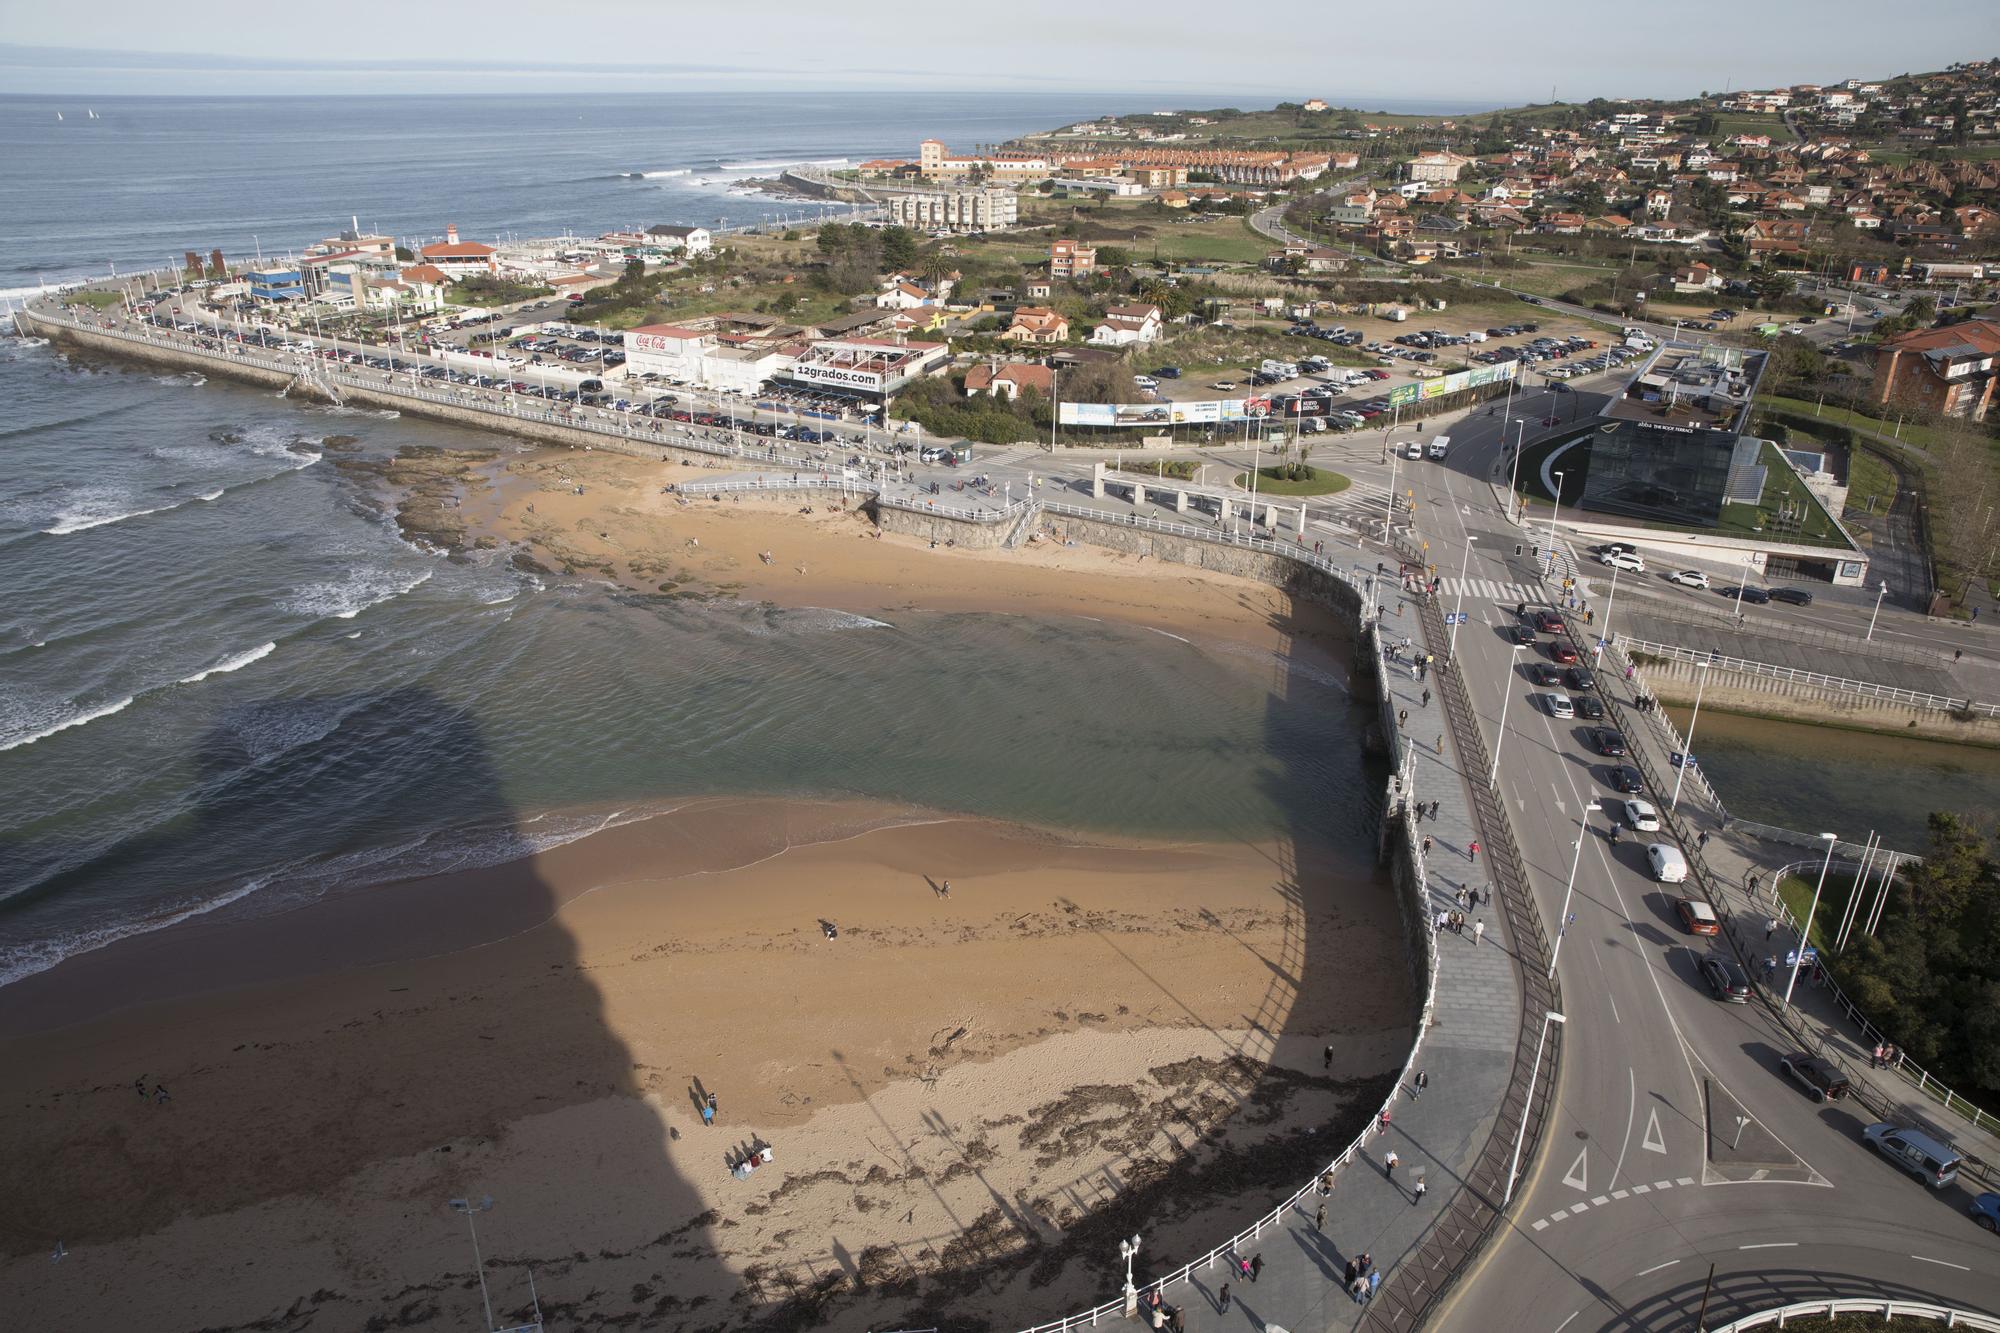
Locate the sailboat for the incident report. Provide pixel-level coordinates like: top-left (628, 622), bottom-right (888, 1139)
top-left (55, 112), bottom-right (63, 121)
top-left (87, 109), bottom-right (99, 120)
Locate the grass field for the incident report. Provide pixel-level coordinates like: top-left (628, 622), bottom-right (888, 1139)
top-left (70, 288), bottom-right (123, 309)
top-left (1844, 447), bottom-right (1898, 516)
top-left (1763, 394), bottom-right (1956, 454)
top-left (1236, 465), bottom-right (1352, 496)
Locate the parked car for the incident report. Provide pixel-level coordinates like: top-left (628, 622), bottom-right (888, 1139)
top-left (1545, 693), bottom-right (1576, 719)
top-left (1591, 727), bottom-right (1627, 757)
top-left (1667, 569), bottom-right (1710, 590)
top-left (1699, 955), bottom-right (1752, 1003)
top-left (1770, 587), bottom-right (1815, 606)
top-left (1863, 1122), bottom-right (1963, 1189)
top-left (1721, 585), bottom-right (1773, 605)
top-left (1647, 843), bottom-right (1689, 883)
top-left (1777, 1053), bottom-right (1850, 1102)
top-left (1623, 798), bottom-right (1661, 832)
top-left (1674, 896), bottom-right (1719, 935)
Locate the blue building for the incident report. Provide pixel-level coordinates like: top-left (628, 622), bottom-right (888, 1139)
top-left (249, 268), bottom-right (305, 303)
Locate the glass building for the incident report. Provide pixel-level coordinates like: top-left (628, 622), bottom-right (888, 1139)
top-left (1577, 420), bottom-right (1763, 527)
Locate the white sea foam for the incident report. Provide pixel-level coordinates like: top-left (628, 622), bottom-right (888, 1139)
top-left (0, 695), bottom-right (135, 752)
top-left (716, 156), bottom-right (850, 172)
top-left (283, 567), bottom-right (432, 621)
top-left (44, 497), bottom-right (178, 534)
top-left (177, 641), bottom-right (276, 685)
top-left (638, 168), bottom-right (691, 179)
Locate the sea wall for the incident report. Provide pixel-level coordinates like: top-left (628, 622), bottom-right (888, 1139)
top-left (1635, 654), bottom-right (2000, 745)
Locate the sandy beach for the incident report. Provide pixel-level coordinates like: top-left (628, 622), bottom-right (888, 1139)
top-left (0, 446), bottom-right (1406, 1331)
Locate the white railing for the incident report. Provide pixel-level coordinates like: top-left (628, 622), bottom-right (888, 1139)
top-left (1708, 1300), bottom-right (2000, 1332)
top-left (676, 476), bottom-right (871, 497)
top-left (1618, 635), bottom-right (1995, 717)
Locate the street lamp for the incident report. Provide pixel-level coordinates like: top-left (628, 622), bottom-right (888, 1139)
top-left (1119, 1233), bottom-right (1143, 1315)
top-left (1489, 642), bottom-right (1529, 788)
top-left (1596, 560), bottom-right (1623, 659)
top-left (1545, 470), bottom-right (1567, 579)
top-left (1506, 420), bottom-right (1528, 522)
top-left (1506, 1010), bottom-right (1566, 1206)
top-left (448, 1197), bottom-right (498, 1332)
top-left (1782, 833), bottom-right (1840, 1009)
top-left (1548, 800), bottom-right (1604, 979)
top-left (1668, 657), bottom-right (1714, 813)
top-left (1866, 580), bottom-right (1889, 641)
top-left (1449, 536), bottom-right (1477, 657)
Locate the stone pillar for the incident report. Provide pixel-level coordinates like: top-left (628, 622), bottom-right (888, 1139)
top-left (1091, 461), bottom-right (1107, 500)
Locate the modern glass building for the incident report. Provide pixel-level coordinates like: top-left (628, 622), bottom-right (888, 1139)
top-left (1578, 420), bottom-right (1764, 527)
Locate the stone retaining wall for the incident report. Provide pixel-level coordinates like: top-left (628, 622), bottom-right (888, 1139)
top-left (1635, 654), bottom-right (2000, 745)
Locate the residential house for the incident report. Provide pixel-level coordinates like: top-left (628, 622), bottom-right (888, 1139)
top-left (1025, 277), bottom-right (1055, 300)
top-left (645, 224), bottom-right (713, 256)
top-left (875, 282), bottom-right (936, 311)
top-left (1672, 261), bottom-right (1724, 293)
top-left (1302, 98), bottom-right (1329, 112)
top-left (1002, 306), bottom-right (1070, 344)
top-left (1872, 318), bottom-right (2000, 421)
top-left (1158, 189), bottom-right (1190, 209)
top-left (417, 225), bottom-right (497, 279)
top-left (1087, 303), bottom-right (1164, 346)
top-left (1049, 239), bottom-right (1097, 280)
top-left (1645, 187), bottom-right (1675, 217)
top-left (1403, 151), bottom-right (1472, 183)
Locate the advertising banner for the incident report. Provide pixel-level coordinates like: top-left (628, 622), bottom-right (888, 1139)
top-left (1169, 400), bottom-right (1222, 425)
top-left (1058, 402), bottom-right (1117, 426)
top-left (1061, 397), bottom-right (1271, 426)
top-left (1219, 397), bottom-right (1271, 422)
top-left (1419, 377), bottom-right (1452, 400)
top-left (1387, 383), bottom-right (1421, 407)
top-left (793, 361), bottom-right (886, 392)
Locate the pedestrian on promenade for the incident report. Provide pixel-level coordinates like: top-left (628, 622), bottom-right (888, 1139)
top-left (1349, 1273), bottom-right (1369, 1302)
top-left (1870, 1044), bottom-right (1884, 1069)
top-left (1422, 835), bottom-right (1433, 855)
top-left (1345, 1257), bottom-right (1360, 1287)
top-left (1766, 917), bottom-right (1777, 941)
top-left (1369, 1269), bottom-right (1382, 1300)
top-left (1324, 1043), bottom-right (1335, 1070)
top-left (1764, 955), bottom-right (1777, 982)
top-left (1237, 1255), bottom-right (1252, 1281)
top-left (1384, 1149), bottom-right (1400, 1180)
top-left (1413, 1070), bottom-right (1429, 1099)
top-left (1422, 688), bottom-right (1432, 707)
top-left (1249, 1253), bottom-right (1263, 1284)
top-left (1697, 830), bottom-right (1710, 851)
top-left (1379, 1108), bottom-right (1392, 1136)
top-left (1398, 708), bottom-right (1408, 728)
top-left (1436, 734), bottom-right (1445, 754)
top-left (1434, 909), bottom-right (1447, 934)
top-left (1315, 1202), bottom-right (1327, 1232)
top-left (1218, 1282), bottom-right (1231, 1313)
top-left (1473, 920), bottom-right (1486, 947)
top-left (1414, 1170), bottom-right (1427, 1202)
top-left (1430, 800), bottom-right (1441, 820)
top-left (1468, 839), bottom-right (1480, 863)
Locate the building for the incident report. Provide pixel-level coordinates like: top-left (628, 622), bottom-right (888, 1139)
top-left (784, 337), bottom-right (950, 402)
top-left (1129, 166), bottom-right (1187, 189)
top-left (964, 362), bottom-right (1055, 400)
top-left (1087, 303), bottom-right (1163, 346)
top-left (645, 224), bottom-right (712, 256)
top-left (418, 225), bottom-right (498, 279)
top-left (1302, 98), bottom-right (1329, 113)
top-left (1672, 262), bottom-right (1724, 293)
top-left (1871, 318), bottom-right (2000, 421)
top-left (875, 282), bottom-right (937, 311)
top-left (1050, 239), bottom-right (1098, 280)
top-left (883, 186), bottom-right (1017, 233)
top-left (1002, 306), bottom-right (1070, 343)
top-left (248, 268), bottom-right (305, 303)
top-left (1578, 347), bottom-right (1773, 528)
top-left (624, 323), bottom-right (714, 381)
top-left (915, 139), bottom-right (1050, 181)
top-left (1403, 151), bottom-right (1472, 183)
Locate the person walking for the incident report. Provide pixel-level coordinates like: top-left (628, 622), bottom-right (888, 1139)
top-left (1422, 688), bottom-right (1432, 707)
top-left (1766, 917), bottom-right (1778, 941)
top-left (1413, 1069), bottom-right (1429, 1099)
top-left (1414, 1169), bottom-right (1428, 1202)
top-left (1384, 1149), bottom-right (1400, 1181)
top-left (1473, 919), bottom-right (1486, 947)
top-left (1315, 1201), bottom-right (1327, 1232)
top-left (1421, 835), bottom-right (1433, 856)
top-left (1429, 800), bottom-right (1440, 820)
top-left (1249, 1253), bottom-right (1263, 1284)
top-left (1324, 1043), bottom-right (1335, 1070)
top-left (1379, 1108), bottom-right (1392, 1136)
top-left (1218, 1282), bottom-right (1231, 1313)
top-left (1697, 829), bottom-right (1710, 851)
top-left (1398, 708), bottom-right (1408, 728)
top-left (1435, 733), bottom-right (1445, 754)
top-left (1468, 839), bottom-right (1480, 863)
top-left (1368, 1268), bottom-right (1382, 1301)
top-left (1237, 1255), bottom-right (1252, 1281)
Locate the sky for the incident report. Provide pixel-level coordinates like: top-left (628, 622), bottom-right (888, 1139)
top-left (2, 0), bottom-right (1996, 104)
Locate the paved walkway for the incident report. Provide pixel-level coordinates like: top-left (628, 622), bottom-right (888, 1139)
top-left (1591, 637), bottom-right (2000, 1179)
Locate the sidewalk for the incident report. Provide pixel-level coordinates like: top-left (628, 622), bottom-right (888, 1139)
top-left (1593, 639), bottom-right (2000, 1178)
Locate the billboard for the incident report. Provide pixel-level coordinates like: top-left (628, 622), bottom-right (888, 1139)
top-left (1060, 397), bottom-right (1270, 426)
top-left (793, 361), bottom-right (887, 392)
top-left (1387, 383), bottom-right (1421, 407)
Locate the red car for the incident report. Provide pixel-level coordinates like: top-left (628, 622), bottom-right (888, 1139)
top-left (1549, 640), bottom-right (1579, 664)
top-left (1533, 610), bottom-right (1566, 634)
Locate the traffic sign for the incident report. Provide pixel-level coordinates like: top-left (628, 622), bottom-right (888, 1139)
top-left (1445, 612), bottom-right (1468, 625)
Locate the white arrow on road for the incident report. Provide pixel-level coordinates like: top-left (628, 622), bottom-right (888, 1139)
top-left (1642, 1107), bottom-right (1667, 1155)
top-left (1563, 1147), bottom-right (1589, 1192)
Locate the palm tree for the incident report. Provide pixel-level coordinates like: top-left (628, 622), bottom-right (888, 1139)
top-left (920, 250), bottom-right (953, 290)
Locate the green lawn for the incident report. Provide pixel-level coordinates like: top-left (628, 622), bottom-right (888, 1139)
top-left (1236, 466), bottom-right (1353, 496)
top-left (1843, 447), bottom-right (1897, 517)
top-left (71, 288), bottom-right (124, 309)
top-left (1763, 394), bottom-right (1953, 453)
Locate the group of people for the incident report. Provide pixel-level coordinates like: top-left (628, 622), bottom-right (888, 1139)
top-left (1344, 1252), bottom-right (1381, 1302)
top-left (1869, 1043), bottom-right (1902, 1069)
top-left (1141, 1289), bottom-right (1186, 1330)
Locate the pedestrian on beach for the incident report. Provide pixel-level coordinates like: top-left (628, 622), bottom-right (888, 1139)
top-left (941, 879), bottom-right (951, 898)
top-left (1473, 920), bottom-right (1486, 947)
top-left (1218, 1282), bottom-right (1231, 1313)
top-left (153, 1085), bottom-right (170, 1104)
top-left (135, 1077), bottom-right (148, 1101)
top-left (1249, 1253), bottom-right (1263, 1284)
top-left (1324, 1043), bottom-right (1335, 1070)
top-left (1315, 1202), bottom-right (1327, 1232)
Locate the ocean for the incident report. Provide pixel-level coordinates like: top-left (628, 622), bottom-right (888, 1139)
top-left (0, 92), bottom-right (1382, 989)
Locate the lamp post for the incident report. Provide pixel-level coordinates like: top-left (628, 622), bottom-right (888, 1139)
top-left (448, 1197), bottom-right (498, 1333)
top-left (1383, 454), bottom-right (1400, 543)
top-left (1782, 833), bottom-right (1840, 1009)
top-left (1505, 1010), bottom-right (1565, 1206)
top-left (1506, 419), bottom-right (1528, 523)
top-left (1544, 470), bottom-right (1567, 579)
top-left (1596, 560), bottom-right (1622, 659)
top-left (1668, 657), bottom-right (1713, 813)
top-left (1489, 643), bottom-right (1529, 788)
top-left (1866, 580), bottom-right (1888, 641)
top-left (1119, 1234), bottom-right (1143, 1316)
top-left (1449, 535), bottom-right (1477, 657)
top-left (1548, 801), bottom-right (1604, 979)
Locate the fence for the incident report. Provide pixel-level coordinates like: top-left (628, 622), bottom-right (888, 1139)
top-left (1621, 602), bottom-right (1939, 668)
top-left (1709, 1300), bottom-right (2000, 1332)
top-left (1619, 635), bottom-right (1993, 717)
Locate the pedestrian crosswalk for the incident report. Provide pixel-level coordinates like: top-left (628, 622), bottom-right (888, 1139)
top-left (1441, 577), bottom-right (1543, 606)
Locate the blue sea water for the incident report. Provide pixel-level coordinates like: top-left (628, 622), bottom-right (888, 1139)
top-left (0, 93), bottom-right (1380, 989)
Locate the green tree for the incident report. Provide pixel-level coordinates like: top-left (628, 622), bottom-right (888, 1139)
top-left (879, 226), bottom-right (919, 271)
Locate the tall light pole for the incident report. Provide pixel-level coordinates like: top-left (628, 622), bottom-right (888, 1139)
top-left (1489, 643), bottom-right (1529, 788)
top-left (1449, 535), bottom-right (1477, 657)
top-left (1783, 833), bottom-right (1841, 1008)
top-left (1544, 470), bottom-right (1567, 579)
top-left (1119, 1234), bottom-right (1143, 1316)
top-left (1548, 800), bottom-right (1604, 979)
top-left (1383, 453), bottom-right (1400, 543)
top-left (1668, 657), bottom-right (1713, 813)
top-left (1596, 560), bottom-right (1623, 659)
top-left (1865, 580), bottom-right (1888, 640)
top-left (1506, 1010), bottom-right (1566, 1206)
top-left (1506, 419), bottom-right (1527, 521)
top-left (449, 1197), bottom-right (498, 1332)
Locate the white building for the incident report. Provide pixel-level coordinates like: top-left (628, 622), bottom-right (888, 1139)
top-left (883, 187), bottom-right (1018, 233)
top-left (417, 225), bottom-right (498, 279)
top-left (624, 323), bottom-right (714, 380)
top-left (645, 224), bottom-right (713, 256)
top-left (1087, 303), bottom-right (1164, 347)
top-left (1403, 152), bottom-right (1471, 183)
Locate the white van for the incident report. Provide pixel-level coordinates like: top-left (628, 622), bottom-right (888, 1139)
top-left (1647, 845), bottom-right (1689, 884)
top-left (1426, 435), bottom-right (1451, 459)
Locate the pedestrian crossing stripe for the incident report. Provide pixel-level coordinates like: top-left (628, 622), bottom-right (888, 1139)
top-left (1441, 577), bottom-right (1540, 604)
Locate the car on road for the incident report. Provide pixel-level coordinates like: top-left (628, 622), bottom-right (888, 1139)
top-left (1600, 550), bottom-right (1646, 574)
top-left (1862, 1122), bottom-right (1963, 1189)
top-left (1533, 610), bottom-right (1566, 633)
top-left (1777, 1053), bottom-right (1851, 1102)
top-left (1674, 896), bottom-right (1719, 934)
top-left (1609, 765), bottom-right (1644, 794)
top-left (1544, 693), bottom-right (1576, 719)
top-left (1590, 727), bottom-right (1627, 756)
top-left (1647, 843), bottom-right (1689, 883)
top-left (1698, 955), bottom-right (1752, 1003)
top-left (1667, 569), bottom-right (1710, 590)
top-left (1529, 662), bottom-right (1565, 686)
top-left (1623, 798), bottom-right (1661, 831)
top-left (1721, 585), bottom-right (1773, 605)
top-left (1565, 666), bottom-right (1596, 691)
top-left (1971, 1193), bottom-right (2000, 1233)
top-left (1574, 695), bottom-right (1605, 720)
top-left (1505, 624), bottom-right (1536, 646)
top-left (1770, 587), bottom-right (1815, 606)
top-left (1549, 640), bottom-right (1579, 664)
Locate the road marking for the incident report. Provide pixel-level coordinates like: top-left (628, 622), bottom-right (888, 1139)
top-left (1611, 1066), bottom-right (1636, 1193)
top-left (1591, 1195), bottom-right (1609, 1207)
top-left (1653, 1180), bottom-right (1673, 1191)
top-left (1568, 1203), bottom-right (1589, 1216)
top-left (1912, 1255), bottom-right (1971, 1271)
top-left (1548, 1210), bottom-right (1569, 1225)
top-left (1642, 1107), bottom-right (1667, 1155)
top-left (1554, 1313), bottom-right (1579, 1333)
top-left (1631, 1183), bottom-right (1650, 1195)
top-left (1562, 1148), bottom-right (1589, 1192)
top-left (1636, 1259), bottom-right (1679, 1277)
top-left (1676, 1176), bottom-right (1694, 1186)
top-left (1739, 1242), bottom-right (1797, 1250)
top-left (1611, 1188), bottom-right (1630, 1200)
top-left (1532, 1218), bottom-right (1550, 1232)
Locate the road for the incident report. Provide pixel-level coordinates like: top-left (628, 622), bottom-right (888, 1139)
top-left (1382, 413), bottom-right (2000, 1330)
